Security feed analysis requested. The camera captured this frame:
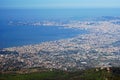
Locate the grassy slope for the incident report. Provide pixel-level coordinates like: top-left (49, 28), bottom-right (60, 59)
top-left (0, 68), bottom-right (120, 80)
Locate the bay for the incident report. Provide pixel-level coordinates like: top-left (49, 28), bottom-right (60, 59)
top-left (0, 8), bottom-right (120, 48)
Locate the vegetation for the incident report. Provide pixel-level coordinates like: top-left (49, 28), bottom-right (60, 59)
top-left (0, 67), bottom-right (120, 80)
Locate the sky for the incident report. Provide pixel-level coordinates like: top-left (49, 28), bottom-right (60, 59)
top-left (0, 0), bottom-right (120, 9)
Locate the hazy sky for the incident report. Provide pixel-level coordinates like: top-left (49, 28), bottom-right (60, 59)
top-left (0, 0), bottom-right (120, 9)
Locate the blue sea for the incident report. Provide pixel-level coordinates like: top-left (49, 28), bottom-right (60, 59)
top-left (0, 8), bottom-right (120, 48)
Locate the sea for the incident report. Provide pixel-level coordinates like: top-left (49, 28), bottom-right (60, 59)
top-left (0, 8), bottom-right (120, 48)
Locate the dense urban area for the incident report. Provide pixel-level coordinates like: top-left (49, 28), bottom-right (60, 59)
top-left (0, 16), bottom-right (120, 72)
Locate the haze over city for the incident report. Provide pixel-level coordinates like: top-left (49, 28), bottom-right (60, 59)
top-left (0, 0), bottom-right (120, 80)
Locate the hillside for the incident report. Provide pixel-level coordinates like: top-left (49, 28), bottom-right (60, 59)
top-left (0, 67), bottom-right (120, 80)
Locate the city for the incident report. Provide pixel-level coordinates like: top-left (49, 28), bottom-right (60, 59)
top-left (0, 16), bottom-right (120, 71)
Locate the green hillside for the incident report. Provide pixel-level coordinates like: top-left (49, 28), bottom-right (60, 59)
top-left (0, 67), bottom-right (120, 80)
